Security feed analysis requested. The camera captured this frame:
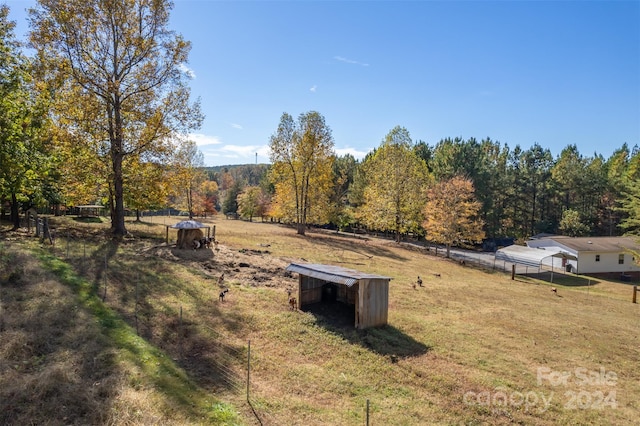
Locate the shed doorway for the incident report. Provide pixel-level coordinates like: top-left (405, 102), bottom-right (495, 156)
top-left (305, 281), bottom-right (357, 329)
top-left (322, 283), bottom-right (338, 303)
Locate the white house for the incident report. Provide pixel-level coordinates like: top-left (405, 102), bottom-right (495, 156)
top-left (526, 236), bottom-right (640, 277)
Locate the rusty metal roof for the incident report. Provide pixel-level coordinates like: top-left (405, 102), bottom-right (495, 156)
top-left (286, 263), bottom-right (391, 287)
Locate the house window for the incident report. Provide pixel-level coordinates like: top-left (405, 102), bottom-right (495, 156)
top-left (595, 255), bottom-right (600, 262)
top-left (618, 254), bottom-right (624, 265)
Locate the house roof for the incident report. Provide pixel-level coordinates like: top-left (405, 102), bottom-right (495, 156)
top-left (495, 245), bottom-right (577, 268)
top-left (286, 263), bottom-right (391, 287)
top-left (543, 236), bottom-right (640, 253)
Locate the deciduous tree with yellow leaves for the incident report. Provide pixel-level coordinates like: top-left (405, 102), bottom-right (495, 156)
top-left (358, 126), bottom-right (430, 242)
top-left (422, 175), bottom-right (485, 257)
top-left (268, 111), bottom-right (334, 235)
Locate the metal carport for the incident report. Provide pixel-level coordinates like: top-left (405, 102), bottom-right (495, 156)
top-left (495, 245), bottom-right (578, 274)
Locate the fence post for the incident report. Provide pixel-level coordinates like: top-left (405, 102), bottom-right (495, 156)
top-left (366, 399), bottom-right (370, 426)
top-left (179, 306), bottom-right (183, 359)
top-left (246, 340), bottom-right (251, 402)
top-left (511, 264), bottom-right (515, 280)
top-left (135, 277), bottom-right (139, 335)
top-left (103, 253), bottom-right (108, 301)
top-left (633, 286), bottom-right (637, 304)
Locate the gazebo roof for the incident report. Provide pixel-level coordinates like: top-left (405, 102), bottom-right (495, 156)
top-left (170, 220), bottom-right (207, 229)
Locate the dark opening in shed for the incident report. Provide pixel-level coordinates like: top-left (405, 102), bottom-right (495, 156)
top-left (285, 263), bottom-right (392, 329)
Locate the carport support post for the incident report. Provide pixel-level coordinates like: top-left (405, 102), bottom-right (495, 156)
top-left (511, 264), bottom-right (515, 280)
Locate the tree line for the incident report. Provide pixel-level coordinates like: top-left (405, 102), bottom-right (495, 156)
top-left (1, 2), bottom-right (638, 249)
top-left (262, 111), bottom-right (639, 250)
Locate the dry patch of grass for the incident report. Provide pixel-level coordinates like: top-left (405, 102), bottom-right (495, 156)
top-left (2, 215), bottom-right (639, 425)
top-left (0, 237), bottom-right (240, 425)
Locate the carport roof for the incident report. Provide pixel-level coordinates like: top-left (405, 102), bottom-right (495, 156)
top-left (286, 263), bottom-right (391, 287)
top-left (495, 245), bottom-right (577, 268)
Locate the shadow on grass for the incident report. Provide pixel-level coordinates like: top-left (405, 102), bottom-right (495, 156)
top-left (36, 252), bottom-right (239, 424)
top-left (305, 231), bottom-right (410, 262)
top-left (72, 216), bottom-right (104, 223)
top-left (303, 302), bottom-right (429, 358)
top-left (521, 271), bottom-right (601, 287)
top-left (158, 316), bottom-right (246, 393)
top-left (0, 248), bottom-right (118, 425)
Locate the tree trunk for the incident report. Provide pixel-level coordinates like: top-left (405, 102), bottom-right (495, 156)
top-left (297, 222), bottom-right (305, 235)
top-left (109, 88), bottom-right (127, 236)
top-left (112, 149), bottom-right (127, 235)
top-left (135, 209), bottom-right (141, 222)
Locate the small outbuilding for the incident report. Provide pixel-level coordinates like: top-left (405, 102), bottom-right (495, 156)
top-left (166, 220), bottom-right (213, 248)
top-left (285, 263), bottom-right (391, 329)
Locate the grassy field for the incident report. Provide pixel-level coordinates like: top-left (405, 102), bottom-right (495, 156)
top-left (1, 215), bottom-right (639, 425)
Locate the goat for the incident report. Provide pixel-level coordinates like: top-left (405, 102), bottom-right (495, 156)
top-left (289, 297), bottom-right (297, 310)
top-left (417, 276), bottom-right (423, 287)
top-left (217, 273), bottom-right (225, 286)
top-left (551, 287), bottom-right (558, 296)
top-left (433, 273), bottom-right (441, 278)
top-left (219, 288), bottom-right (229, 302)
top-left (192, 239), bottom-right (201, 250)
top-left (202, 237), bottom-right (212, 249)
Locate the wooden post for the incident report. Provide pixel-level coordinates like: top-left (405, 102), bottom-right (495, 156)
top-left (246, 340), bottom-right (251, 402)
top-left (366, 399), bottom-right (370, 426)
top-left (511, 264), bottom-right (515, 280)
top-left (179, 306), bottom-right (183, 359)
top-left (135, 277), bottom-right (139, 335)
top-left (633, 285), bottom-right (637, 304)
top-left (102, 253), bottom-right (108, 301)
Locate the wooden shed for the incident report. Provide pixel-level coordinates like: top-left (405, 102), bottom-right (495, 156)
top-left (285, 263), bottom-right (391, 329)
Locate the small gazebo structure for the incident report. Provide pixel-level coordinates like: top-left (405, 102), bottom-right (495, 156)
top-left (286, 263), bottom-right (391, 329)
top-left (77, 205), bottom-right (104, 217)
top-left (166, 220), bottom-right (214, 248)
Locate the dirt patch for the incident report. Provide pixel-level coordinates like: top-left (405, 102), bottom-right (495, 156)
top-left (139, 242), bottom-right (296, 291)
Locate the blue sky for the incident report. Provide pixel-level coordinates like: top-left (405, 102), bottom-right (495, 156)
top-left (6, 0), bottom-right (640, 166)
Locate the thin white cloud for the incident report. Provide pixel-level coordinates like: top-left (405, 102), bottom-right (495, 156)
top-left (334, 56), bottom-right (369, 67)
top-left (230, 123), bottom-right (243, 130)
top-left (310, 85), bottom-right (317, 93)
top-left (179, 63), bottom-right (196, 79)
top-left (189, 133), bottom-right (221, 146)
top-left (200, 143), bottom-right (271, 165)
top-left (335, 147), bottom-right (369, 160)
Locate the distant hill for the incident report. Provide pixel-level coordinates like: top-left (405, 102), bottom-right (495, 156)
top-left (203, 164), bottom-right (270, 187)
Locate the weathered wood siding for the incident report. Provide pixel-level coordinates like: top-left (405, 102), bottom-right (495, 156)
top-left (299, 275), bottom-right (323, 306)
top-left (297, 274), bottom-right (389, 329)
top-left (356, 278), bottom-right (389, 329)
